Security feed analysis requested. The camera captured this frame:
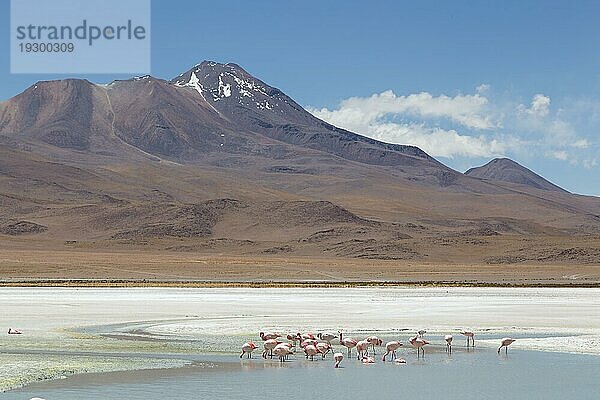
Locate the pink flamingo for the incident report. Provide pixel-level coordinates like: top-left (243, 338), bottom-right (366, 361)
top-left (301, 338), bottom-right (319, 348)
top-left (361, 356), bottom-right (375, 364)
top-left (304, 344), bottom-right (320, 361)
top-left (355, 339), bottom-right (370, 359)
top-left (297, 332), bottom-right (315, 341)
top-left (317, 332), bottom-right (338, 345)
top-left (260, 332), bottom-right (280, 341)
top-left (409, 336), bottom-right (429, 358)
top-left (334, 352), bottom-right (344, 368)
top-left (262, 339), bottom-right (280, 358)
top-left (286, 334), bottom-right (298, 346)
top-left (444, 335), bottom-right (453, 353)
top-left (381, 341), bottom-right (403, 361)
top-left (366, 336), bottom-right (383, 355)
top-left (240, 342), bottom-right (258, 358)
top-left (338, 331), bottom-right (358, 357)
top-left (316, 342), bottom-right (332, 358)
top-left (498, 338), bottom-right (516, 354)
top-left (461, 331), bottom-right (475, 347)
top-left (279, 342), bottom-right (295, 360)
top-left (273, 343), bottom-right (294, 362)
top-left (7, 328), bottom-right (22, 335)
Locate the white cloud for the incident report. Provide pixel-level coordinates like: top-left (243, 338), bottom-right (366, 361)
top-left (518, 94), bottom-right (551, 117)
top-left (546, 150), bottom-right (568, 160)
top-left (582, 159), bottom-right (598, 169)
top-left (309, 88), bottom-right (507, 158)
top-left (359, 121), bottom-right (511, 159)
top-left (476, 83), bottom-right (490, 94)
top-left (308, 87), bottom-right (596, 163)
top-left (312, 90), bottom-right (497, 130)
top-left (571, 139), bottom-right (589, 149)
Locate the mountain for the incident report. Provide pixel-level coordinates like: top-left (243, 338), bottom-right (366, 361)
top-left (0, 62), bottom-right (438, 167)
top-left (465, 158), bottom-right (568, 193)
top-left (170, 61), bottom-right (437, 167)
top-left (0, 61), bottom-right (599, 269)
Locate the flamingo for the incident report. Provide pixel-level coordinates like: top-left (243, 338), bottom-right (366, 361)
top-left (409, 336), bottom-right (429, 358)
top-left (498, 338), bottom-right (516, 354)
top-left (444, 335), bottom-right (453, 353)
top-left (260, 331), bottom-right (280, 341)
top-left (7, 328), bottom-right (22, 335)
top-left (301, 338), bottom-right (319, 348)
top-left (273, 343), bottom-right (294, 362)
top-left (286, 334), bottom-right (298, 346)
top-left (461, 331), bottom-right (475, 347)
top-left (366, 336), bottom-right (383, 355)
top-left (316, 342), bottom-right (332, 358)
top-left (356, 339), bottom-right (370, 360)
top-left (304, 344), bottom-right (320, 361)
top-left (262, 339), bottom-right (280, 358)
top-left (317, 332), bottom-right (338, 345)
top-left (297, 332), bottom-right (315, 341)
top-left (338, 331), bottom-right (358, 357)
top-left (381, 341), bottom-right (403, 361)
top-left (361, 356), bottom-right (375, 364)
top-left (334, 352), bottom-right (344, 368)
top-left (240, 342), bottom-right (258, 358)
top-left (417, 330), bottom-right (427, 337)
top-left (279, 342), bottom-right (295, 360)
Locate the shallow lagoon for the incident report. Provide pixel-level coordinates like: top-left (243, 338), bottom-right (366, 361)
top-left (1, 287), bottom-right (600, 397)
top-left (9, 349), bottom-right (600, 400)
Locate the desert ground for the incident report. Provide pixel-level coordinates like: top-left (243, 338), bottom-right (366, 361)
top-left (1, 236), bottom-right (599, 286)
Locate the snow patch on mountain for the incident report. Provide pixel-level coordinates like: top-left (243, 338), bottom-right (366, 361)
top-left (218, 75), bottom-right (231, 99)
top-left (174, 71), bottom-right (204, 96)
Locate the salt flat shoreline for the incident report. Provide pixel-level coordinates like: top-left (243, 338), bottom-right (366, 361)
top-left (1, 279), bottom-right (600, 288)
top-left (2, 286), bottom-right (600, 392)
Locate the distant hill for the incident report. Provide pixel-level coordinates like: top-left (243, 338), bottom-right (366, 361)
top-left (465, 158), bottom-right (568, 193)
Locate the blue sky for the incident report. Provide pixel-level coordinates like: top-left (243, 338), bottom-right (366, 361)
top-left (1, 0), bottom-right (599, 195)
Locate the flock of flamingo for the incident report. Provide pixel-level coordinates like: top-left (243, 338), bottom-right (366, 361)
top-left (240, 330), bottom-right (516, 367)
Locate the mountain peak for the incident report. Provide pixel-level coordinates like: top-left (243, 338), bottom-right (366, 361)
top-left (167, 60), bottom-right (435, 167)
top-left (171, 60), bottom-right (281, 110)
top-left (465, 158), bottom-right (568, 193)
top-left (196, 60), bottom-right (245, 70)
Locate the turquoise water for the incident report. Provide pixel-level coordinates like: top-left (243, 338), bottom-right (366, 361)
top-left (8, 347), bottom-right (600, 400)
